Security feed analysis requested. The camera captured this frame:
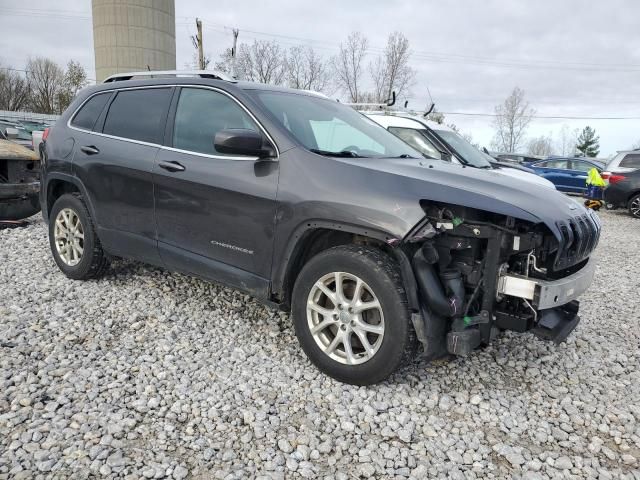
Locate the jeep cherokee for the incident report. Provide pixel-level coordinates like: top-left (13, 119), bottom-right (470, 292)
top-left (41, 70), bottom-right (601, 385)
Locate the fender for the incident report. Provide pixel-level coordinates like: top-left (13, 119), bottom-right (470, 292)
top-left (271, 219), bottom-right (418, 308)
top-left (42, 173), bottom-right (97, 223)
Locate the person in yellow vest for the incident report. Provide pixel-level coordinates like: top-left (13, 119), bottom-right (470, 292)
top-left (584, 167), bottom-right (606, 210)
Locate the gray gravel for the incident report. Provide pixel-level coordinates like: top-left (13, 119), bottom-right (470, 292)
top-left (1, 209), bottom-right (639, 479)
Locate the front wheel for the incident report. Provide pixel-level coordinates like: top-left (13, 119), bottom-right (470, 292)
top-left (629, 194), bottom-right (640, 219)
top-left (292, 245), bottom-right (417, 385)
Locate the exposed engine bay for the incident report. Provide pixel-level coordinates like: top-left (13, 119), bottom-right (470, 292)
top-left (405, 202), bottom-right (600, 358)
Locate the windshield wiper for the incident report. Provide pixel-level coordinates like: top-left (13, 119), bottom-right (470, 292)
top-left (391, 154), bottom-right (418, 159)
top-left (310, 148), bottom-right (364, 158)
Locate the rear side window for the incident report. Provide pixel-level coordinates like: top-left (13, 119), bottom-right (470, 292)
top-left (103, 88), bottom-right (172, 143)
top-left (544, 160), bottom-right (569, 169)
top-left (172, 87), bottom-right (258, 155)
top-left (71, 92), bottom-right (111, 130)
top-left (571, 161), bottom-right (596, 172)
top-left (620, 154), bottom-right (640, 168)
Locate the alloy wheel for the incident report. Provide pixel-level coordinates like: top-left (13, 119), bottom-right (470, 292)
top-left (306, 271), bottom-right (384, 365)
top-left (631, 197), bottom-right (640, 218)
top-left (54, 208), bottom-right (85, 266)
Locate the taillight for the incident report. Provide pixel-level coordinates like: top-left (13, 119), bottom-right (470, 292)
top-left (601, 171), bottom-right (610, 180)
top-left (609, 174), bottom-right (626, 184)
top-left (42, 128), bottom-right (50, 141)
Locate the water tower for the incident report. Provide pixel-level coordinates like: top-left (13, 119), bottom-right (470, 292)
top-left (92, 0), bottom-right (176, 82)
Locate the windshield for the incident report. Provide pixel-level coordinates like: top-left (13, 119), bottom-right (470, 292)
top-left (433, 129), bottom-right (492, 168)
top-left (248, 90), bottom-right (419, 158)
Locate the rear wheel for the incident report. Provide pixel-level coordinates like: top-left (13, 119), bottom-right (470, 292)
top-left (292, 245), bottom-right (417, 385)
top-left (629, 194), bottom-right (640, 218)
top-left (49, 193), bottom-right (108, 279)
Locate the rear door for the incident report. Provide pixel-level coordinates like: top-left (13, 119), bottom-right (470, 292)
top-left (72, 87), bottom-right (173, 264)
top-left (568, 160), bottom-right (596, 192)
top-left (153, 86), bottom-right (279, 297)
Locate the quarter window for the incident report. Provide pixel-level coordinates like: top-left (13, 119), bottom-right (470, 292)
top-left (71, 92), bottom-right (111, 131)
top-left (103, 88), bottom-right (172, 143)
top-left (172, 87), bottom-right (258, 155)
top-left (620, 154), bottom-right (640, 168)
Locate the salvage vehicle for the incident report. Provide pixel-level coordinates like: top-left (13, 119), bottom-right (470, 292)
top-left (0, 138), bottom-right (41, 220)
top-left (365, 113), bottom-right (555, 188)
top-left (40, 71), bottom-right (601, 385)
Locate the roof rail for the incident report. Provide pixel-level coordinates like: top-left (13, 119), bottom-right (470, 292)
top-left (103, 70), bottom-right (235, 83)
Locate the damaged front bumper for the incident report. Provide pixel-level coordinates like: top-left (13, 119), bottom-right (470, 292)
top-left (497, 257), bottom-right (596, 310)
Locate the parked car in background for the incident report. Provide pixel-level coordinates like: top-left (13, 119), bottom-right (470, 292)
top-left (41, 70), bottom-right (599, 385)
top-left (365, 113), bottom-right (555, 188)
top-left (0, 138), bottom-right (41, 220)
top-left (523, 157), bottom-right (605, 193)
top-left (494, 153), bottom-right (544, 165)
top-left (602, 151), bottom-right (640, 182)
top-left (604, 169), bottom-right (640, 218)
top-left (4, 127), bottom-right (34, 150)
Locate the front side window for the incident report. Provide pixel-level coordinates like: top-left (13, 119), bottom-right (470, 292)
top-left (172, 87), bottom-right (258, 155)
top-left (620, 154), bottom-right (640, 168)
top-left (71, 92), bottom-right (111, 130)
top-left (388, 127), bottom-right (442, 160)
top-left (103, 88), bottom-right (172, 143)
top-left (248, 90), bottom-right (418, 158)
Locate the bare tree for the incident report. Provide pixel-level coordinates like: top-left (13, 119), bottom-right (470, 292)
top-left (57, 60), bottom-right (88, 113)
top-left (26, 57), bottom-right (65, 114)
top-left (369, 32), bottom-right (415, 103)
top-left (491, 87), bottom-right (535, 153)
top-left (236, 40), bottom-right (286, 84)
top-left (555, 124), bottom-right (580, 156)
top-left (527, 135), bottom-right (555, 156)
top-left (331, 32), bottom-right (369, 102)
top-left (0, 67), bottom-right (30, 111)
top-left (285, 46), bottom-right (331, 92)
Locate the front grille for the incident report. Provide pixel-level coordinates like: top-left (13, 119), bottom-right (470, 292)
top-left (554, 212), bottom-right (601, 270)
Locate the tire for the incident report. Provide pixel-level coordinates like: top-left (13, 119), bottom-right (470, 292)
top-left (628, 194), bottom-right (640, 219)
top-left (292, 245), bottom-right (417, 385)
top-left (49, 193), bottom-right (108, 280)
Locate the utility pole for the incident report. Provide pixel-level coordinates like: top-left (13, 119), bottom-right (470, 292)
top-left (231, 29), bottom-right (239, 79)
top-left (195, 18), bottom-right (204, 70)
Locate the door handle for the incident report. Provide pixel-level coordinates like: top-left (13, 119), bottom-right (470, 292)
top-left (80, 145), bottom-right (99, 155)
top-left (158, 160), bottom-right (186, 172)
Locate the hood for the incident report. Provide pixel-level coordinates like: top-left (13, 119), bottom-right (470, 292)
top-left (338, 156), bottom-right (595, 240)
top-left (493, 166), bottom-right (556, 189)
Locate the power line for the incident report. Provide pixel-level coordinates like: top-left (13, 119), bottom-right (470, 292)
top-left (440, 111), bottom-right (640, 120)
top-left (4, 7), bottom-right (640, 72)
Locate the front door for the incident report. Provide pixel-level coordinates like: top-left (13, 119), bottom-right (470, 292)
top-left (153, 86), bottom-right (279, 298)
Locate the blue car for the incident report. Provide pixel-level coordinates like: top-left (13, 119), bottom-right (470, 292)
top-left (523, 157), bottom-right (605, 193)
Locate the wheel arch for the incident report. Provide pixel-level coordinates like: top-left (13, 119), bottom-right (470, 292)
top-left (272, 220), bottom-right (419, 313)
top-left (44, 174), bottom-right (95, 222)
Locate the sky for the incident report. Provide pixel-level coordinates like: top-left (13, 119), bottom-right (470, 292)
top-left (1, 0), bottom-right (639, 157)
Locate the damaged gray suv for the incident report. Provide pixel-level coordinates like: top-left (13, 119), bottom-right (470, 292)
top-left (41, 71), bottom-right (600, 385)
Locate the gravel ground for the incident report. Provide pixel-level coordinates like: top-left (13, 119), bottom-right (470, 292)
top-left (1, 209), bottom-right (639, 480)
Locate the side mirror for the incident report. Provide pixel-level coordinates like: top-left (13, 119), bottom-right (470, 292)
top-left (440, 151), bottom-right (452, 162)
top-left (214, 128), bottom-right (276, 159)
